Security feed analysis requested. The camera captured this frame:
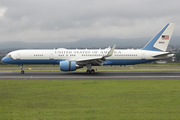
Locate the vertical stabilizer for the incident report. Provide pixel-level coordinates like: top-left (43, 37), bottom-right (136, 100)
top-left (142, 23), bottom-right (175, 52)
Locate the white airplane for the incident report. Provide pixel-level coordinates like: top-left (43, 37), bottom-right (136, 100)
top-left (1, 23), bottom-right (175, 74)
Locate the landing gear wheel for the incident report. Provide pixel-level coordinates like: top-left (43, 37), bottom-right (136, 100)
top-left (86, 69), bottom-right (95, 74)
top-left (21, 70), bottom-right (24, 74)
top-left (91, 69), bottom-right (95, 74)
top-left (86, 70), bottom-right (91, 74)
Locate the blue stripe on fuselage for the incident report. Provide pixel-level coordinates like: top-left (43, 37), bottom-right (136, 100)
top-left (102, 60), bottom-right (154, 65)
top-left (1, 57), bottom-right (155, 65)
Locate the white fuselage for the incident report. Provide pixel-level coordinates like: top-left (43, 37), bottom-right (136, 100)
top-left (4, 48), bottom-right (173, 65)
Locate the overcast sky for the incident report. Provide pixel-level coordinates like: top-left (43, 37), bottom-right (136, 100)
top-left (0, 0), bottom-right (179, 43)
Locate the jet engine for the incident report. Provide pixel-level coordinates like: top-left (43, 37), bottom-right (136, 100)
top-left (60, 61), bottom-right (76, 71)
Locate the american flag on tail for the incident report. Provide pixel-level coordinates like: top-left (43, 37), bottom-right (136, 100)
top-left (162, 35), bottom-right (169, 40)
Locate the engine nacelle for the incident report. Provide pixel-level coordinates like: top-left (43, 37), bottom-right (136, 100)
top-left (60, 61), bottom-right (76, 71)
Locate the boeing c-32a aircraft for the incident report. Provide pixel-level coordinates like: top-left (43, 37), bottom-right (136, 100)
top-left (1, 23), bottom-right (175, 74)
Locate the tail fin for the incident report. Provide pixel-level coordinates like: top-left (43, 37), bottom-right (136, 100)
top-left (142, 23), bottom-right (175, 52)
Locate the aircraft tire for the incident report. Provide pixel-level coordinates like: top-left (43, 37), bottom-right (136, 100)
top-left (91, 69), bottom-right (95, 74)
top-left (21, 70), bottom-right (24, 74)
top-left (86, 70), bottom-right (91, 74)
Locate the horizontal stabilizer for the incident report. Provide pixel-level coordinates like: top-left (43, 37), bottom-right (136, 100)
top-left (152, 52), bottom-right (173, 57)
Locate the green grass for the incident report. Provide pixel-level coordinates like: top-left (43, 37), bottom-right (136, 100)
top-left (0, 80), bottom-right (180, 119)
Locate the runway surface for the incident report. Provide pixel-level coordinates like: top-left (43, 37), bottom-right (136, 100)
top-left (1, 71), bottom-right (180, 80)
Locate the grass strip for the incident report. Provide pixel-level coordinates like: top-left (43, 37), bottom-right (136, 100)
top-left (0, 80), bottom-right (180, 120)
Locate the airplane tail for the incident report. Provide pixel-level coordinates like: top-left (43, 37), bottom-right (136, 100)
top-left (142, 23), bottom-right (175, 52)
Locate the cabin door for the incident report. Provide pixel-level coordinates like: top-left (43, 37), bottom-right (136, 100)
top-left (50, 52), bottom-right (54, 60)
top-left (16, 52), bottom-right (20, 60)
top-left (141, 53), bottom-right (145, 60)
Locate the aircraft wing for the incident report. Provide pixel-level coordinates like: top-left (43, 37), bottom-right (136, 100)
top-left (76, 45), bottom-right (116, 66)
top-left (104, 44), bottom-right (116, 57)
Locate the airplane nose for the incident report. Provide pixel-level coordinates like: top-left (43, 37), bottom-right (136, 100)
top-left (1, 57), bottom-right (12, 64)
top-left (1, 56), bottom-right (15, 64)
top-left (1, 57), bottom-right (7, 63)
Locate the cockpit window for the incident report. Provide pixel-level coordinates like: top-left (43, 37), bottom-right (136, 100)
top-left (6, 54), bottom-right (11, 57)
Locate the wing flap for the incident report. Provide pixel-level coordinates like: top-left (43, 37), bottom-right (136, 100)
top-left (76, 57), bottom-right (103, 62)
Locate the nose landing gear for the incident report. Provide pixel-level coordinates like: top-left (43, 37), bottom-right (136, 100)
top-left (19, 64), bottom-right (25, 74)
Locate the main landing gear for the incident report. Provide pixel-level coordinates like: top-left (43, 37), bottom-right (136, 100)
top-left (86, 64), bottom-right (95, 74)
top-left (20, 64), bottom-right (24, 74)
top-left (86, 69), bottom-right (95, 74)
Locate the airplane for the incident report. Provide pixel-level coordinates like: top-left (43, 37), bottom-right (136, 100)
top-left (1, 23), bottom-right (175, 74)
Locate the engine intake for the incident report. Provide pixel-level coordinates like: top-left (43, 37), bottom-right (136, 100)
top-left (60, 61), bottom-right (76, 71)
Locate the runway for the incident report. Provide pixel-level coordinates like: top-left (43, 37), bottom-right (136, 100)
top-left (1, 71), bottom-right (180, 80)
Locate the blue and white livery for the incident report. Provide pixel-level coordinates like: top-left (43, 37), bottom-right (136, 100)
top-left (1, 23), bottom-right (175, 74)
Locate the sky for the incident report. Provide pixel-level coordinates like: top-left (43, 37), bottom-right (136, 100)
top-left (0, 0), bottom-right (179, 43)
